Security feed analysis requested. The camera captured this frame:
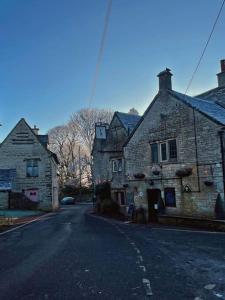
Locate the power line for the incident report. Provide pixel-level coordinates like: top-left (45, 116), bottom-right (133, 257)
top-left (88, 0), bottom-right (113, 107)
top-left (185, 0), bottom-right (225, 95)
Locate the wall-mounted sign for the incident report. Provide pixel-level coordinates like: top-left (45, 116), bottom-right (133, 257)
top-left (183, 185), bottom-right (192, 193)
top-left (25, 189), bottom-right (39, 202)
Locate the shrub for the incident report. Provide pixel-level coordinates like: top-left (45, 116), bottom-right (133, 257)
top-left (101, 199), bottom-right (119, 215)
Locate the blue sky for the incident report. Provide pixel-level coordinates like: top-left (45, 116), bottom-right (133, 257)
top-left (0, 0), bottom-right (225, 140)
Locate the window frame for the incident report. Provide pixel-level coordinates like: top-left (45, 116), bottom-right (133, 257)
top-left (26, 159), bottom-right (39, 177)
top-left (150, 139), bottom-right (178, 163)
top-left (150, 143), bottom-right (159, 163)
top-left (168, 139), bottom-right (177, 160)
top-left (160, 142), bottom-right (168, 162)
top-left (118, 159), bottom-right (123, 172)
top-left (112, 160), bottom-right (118, 173)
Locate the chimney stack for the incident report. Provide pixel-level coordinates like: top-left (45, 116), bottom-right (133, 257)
top-left (157, 68), bottom-right (173, 91)
top-left (217, 59), bottom-right (225, 87)
top-left (32, 125), bottom-right (39, 135)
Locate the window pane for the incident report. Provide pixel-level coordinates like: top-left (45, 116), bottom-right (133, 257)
top-left (118, 159), bottom-right (122, 172)
top-left (27, 166), bottom-right (33, 177)
top-left (169, 139), bottom-right (177, 160)
top-left (161, 143), bottom-right (167, 161)
top-left (151, 143), bottom-right (158, 163)
top-left (33, 166), bottom-right (39, 177)
top-left (164, 188), bottom-right (176, 207)
top-left (112, 160), bottom-right (118, 172)
top-left (26, 159), bottom-right (39, 177)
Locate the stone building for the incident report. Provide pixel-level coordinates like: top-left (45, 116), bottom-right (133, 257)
top-left (0, 118), bottom-right (59, 211)
top-left (124, 61), bottom-right (225, 221)
top-left (92, 111), bottom-right (140, 209)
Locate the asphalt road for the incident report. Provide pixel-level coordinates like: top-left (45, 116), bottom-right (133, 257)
top-left (0, 204), bottom-right (225, 300)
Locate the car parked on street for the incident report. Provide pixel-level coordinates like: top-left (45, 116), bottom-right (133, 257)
top-left (60, 197), bottom-right (75, 205)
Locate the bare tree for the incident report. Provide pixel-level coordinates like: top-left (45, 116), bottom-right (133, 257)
top-left (70, 108), bottom-right (113, 155)
top-left (48, 124), bottom-right (80, 188)
top-left (48, 108), bottom-right (113, 189)
top-left (128, 108), bottom-right (139, 115)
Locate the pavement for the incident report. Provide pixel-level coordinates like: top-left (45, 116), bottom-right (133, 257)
top-left (0, 204), bottom-right (225, 299)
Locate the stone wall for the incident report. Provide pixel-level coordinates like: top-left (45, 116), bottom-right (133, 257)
top-left (0, 119), bottom-right (58, 211)
top-left (124, 91), bottom-right (224, 219)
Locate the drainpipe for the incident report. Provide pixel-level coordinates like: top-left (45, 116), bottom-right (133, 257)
top-left (192, 109), bottom-right (201, 192)
top-left (218, 129), bottom-right (225, 201)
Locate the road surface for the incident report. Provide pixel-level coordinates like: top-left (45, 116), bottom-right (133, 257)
top-left (0, 204), bottom-right (225, 299)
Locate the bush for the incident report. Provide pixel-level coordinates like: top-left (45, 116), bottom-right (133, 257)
top-left (101, 199), bottom-right (119, 215)
top-left (135, 207), bottom-right (147, 224)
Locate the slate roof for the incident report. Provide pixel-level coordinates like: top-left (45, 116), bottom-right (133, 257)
top-left (0, 169), bottom-right (16, 181)
top-left (169, 90), bottom-right (225, 125)
top-left (38, 135), bottom-right (49, 147)
top-left (196, 86), bottom-right (225, 104)
top-left (115, 112), bottom-right (141, 133)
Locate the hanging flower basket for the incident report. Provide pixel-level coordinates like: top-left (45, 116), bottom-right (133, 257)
top-left (204, 180), bottom-right (214, 186)
top-left (152, 170), bottom-right (160, 176)
top-left (134, 173), bottom-right (145, 179)
top-left (176, 167), bottom-right (192, 177)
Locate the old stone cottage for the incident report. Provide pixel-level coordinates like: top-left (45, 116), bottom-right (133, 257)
top-left (124, 60), bottom-right (225, 221)
top-left (92, 111), bottom-right (140, 210)
top-left (0, 118), bottom-right (59, 211)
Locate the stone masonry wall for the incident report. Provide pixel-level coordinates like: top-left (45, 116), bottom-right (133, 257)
top-left (124, 91), bottom-right (224, 219)
top-left (0, 120), bottom-right (56, 211)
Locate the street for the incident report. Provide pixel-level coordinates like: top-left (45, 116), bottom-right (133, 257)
top-left (0, 204), bottom-right (225, 300)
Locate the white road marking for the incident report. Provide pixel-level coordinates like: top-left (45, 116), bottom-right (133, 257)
top-left (137, 255), bottom-right (143, 262)
top-left (142, 278), bottom-right (153, 296)
top-left (134, 248), bottom-right (141, 254)
top-left (88, 213), bottom-right (153, 296)
top-left (139, 265), bottom-right (146, 272)
top-left (0, 214), bottom-right (51, 236)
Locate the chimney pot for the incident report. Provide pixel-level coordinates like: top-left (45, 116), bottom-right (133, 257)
top-left (221, 59), bottom-right (225, 72)
top-left (32, 125), bottom-right (39, 135)
top-left (217, 59), bottom-right (225, 87)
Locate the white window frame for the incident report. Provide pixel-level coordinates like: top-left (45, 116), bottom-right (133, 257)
top-left (151, 139), bottom-right (177, 163)
top-left (160, 142), bottom-right (168, 162)
top-left (118, 159), bottom-right (123, 172)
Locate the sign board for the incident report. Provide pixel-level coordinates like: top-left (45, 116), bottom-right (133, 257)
top-left (25, 189), bottom-right (39, 202)
top-left (183, 185), bottom-right (192, 193)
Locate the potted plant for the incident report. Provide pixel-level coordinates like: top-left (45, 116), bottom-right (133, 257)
top-left (152, 170), bottom-right (160, 175)
top-left (204, 180), bottom-right (214, 186)
top-left (176, 167), bottom-right (192, 177)
top-left (133, 173), bottom-right (145, 179)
